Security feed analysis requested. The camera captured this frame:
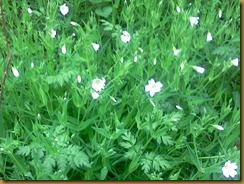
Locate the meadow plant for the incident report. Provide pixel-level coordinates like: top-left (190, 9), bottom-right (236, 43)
top-left (0, 0), bottom-right (240, 180)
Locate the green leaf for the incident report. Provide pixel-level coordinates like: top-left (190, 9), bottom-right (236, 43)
top-left (74, 151), bottom-right (91, 168)
top-left (153, 155), bottom-right (170, 171)
top-left (95, 6), bottom-right (112, 18)
top-left (100, 167), bottom-right (108, 180)
top-left (161, 135), bottom-right (174, 146)
top-left (16, 146), bottom-right (31, 156)
top-left (57, 154), bottom-right (67, 172)
top-left (43, 156), bottom-right (56, 174)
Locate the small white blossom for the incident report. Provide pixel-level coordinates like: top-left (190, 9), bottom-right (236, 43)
top-left (222, 160), bottom-right (238, 178)
top-left (153, 58), bottom-right (157, 65)
top-left (231, 58), bottom-right (239, 66)
top-left (176, 105), bottom-right (183, 110)
top-left (60, 3), bottom-right (69, 16)
top-left (173, 47), bottom-right (181, 56)
top-left (27, 8), bottom-right (32, 14)
top-left (138, 48), bottom-right (143, 53)
top-left (190, 16), bottom-right (199, 26)
top-left (50, 29), bottom-right (56, 38)
top-left (145, 79), bottom-right (163, 97)
top-left (192, 66), bottom-right (205, 74)
top-left (212, 124), bottom-right (224, 130)
top-left (12, 67), bottom-right (19, 77)
top-left (176, 6), bottom-right (181, 13)
top-left (61, 45), bottom-right (66, 54)
top-left (134, 56), bottom-right (138, 62)
top-left (92, 43), bottom-right (100, 52)
top-left (120, 31), bottom-right (131, 43)
top-left (77, 75), bottom-right (81, 83)
top-left (92, 78), bottom-right (106, 92)
top-left (37, 113), bottom-right (41, 120)
top-left (72, 33), bottom-right (76, 36)
top-left (70, 21), bottom-right (79, 26)
top-left (206, 32), bottom-right (213, 42)
top-left (91, 91), bottom-right (99, 99)
top-left (120, 57), bottom-right (124, 63)
top-left (31, 62), bottom-right (34, 68)
top-left (219, 10), bottom-right (222, 18)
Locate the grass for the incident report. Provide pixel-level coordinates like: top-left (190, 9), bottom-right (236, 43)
top-left (0, 0), bottom-right (240, 180)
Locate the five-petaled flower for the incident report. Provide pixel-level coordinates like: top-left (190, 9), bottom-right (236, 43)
top-left (145, 79), bottom-right (163, 97)
top-left (190, 16), bottom-right (199, 26)
top-left (121, 31), bottom-right (131, 43)
top-left (92, 78), bottom-right (106, 92)
top-left (222, 160), bottom-right (238, 178)
top-left (60, 3), bottom-right (69, 16)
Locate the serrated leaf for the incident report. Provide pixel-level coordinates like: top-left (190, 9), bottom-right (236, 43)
top-left (140, 158), bottom-right (151, 173)
top-left (43, 156), bottom-right (56, 174)
top-left (120, 142), bottom-right (133, 149)
top-left (161, 135), bottom-right (174, 145)
top-left (74, 151), bottom-right (91, 168)
top-left (153, 155), bottom-right (170, 171)
top-left (57, 154), bottom-right (67, 172)
top-left (16, 146), bottom-right (30, 156)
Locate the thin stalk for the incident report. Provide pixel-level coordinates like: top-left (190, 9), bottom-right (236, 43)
top-left (0, 0), bottom-right (12, 110)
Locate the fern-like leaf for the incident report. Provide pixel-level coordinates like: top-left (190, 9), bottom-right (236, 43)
top-left (73, 151), bottom-right (91, 168)
top-left (43, 156), bottom-right (56, 174)
top-left (16, 146), bottom-right (30, 156)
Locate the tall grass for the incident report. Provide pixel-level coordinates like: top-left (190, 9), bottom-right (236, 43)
top-left (0, 0), bottom-right (240, 180)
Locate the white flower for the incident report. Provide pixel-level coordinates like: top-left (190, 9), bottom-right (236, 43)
top-left (120, 57), bottom-right (124, 63)
top-left (219, 10), bottom-right (222, 18)
top-left (176, 105), bottom-right (183, 110)
top-left (212, 124), bottom-right (224, 130)
top-left (134, 56), bottom-right (138, 62)
top-left (120, 31), bottom-right (131, 43)
top-left (61, 45), bottom-right (66, 54)
top-left (92, 78), bottom-right (106, 92)
top-left (138, 48), bottom-right (143, 53)
top-left (153, 58), bottom-right (157, 65)
top-left (31, 62), bottom-right (34, 68)
top-left (70, 21), bottom-right (79, 26)
top-left (77, 75), bottom-right (81, 83)
top-left (176, 6), bottom-right (181, 13)
top-left (50, 29), bottom-right (56, 38)
top-left (173, 47), bottom-right (181, 56)
top-left (37, 113), bottom-right (41, 120)
top-left (206, 32), bottom-right (213, 42)
top-left (60, 3), bottom-right (69, 16)
top-left (145, 79), bottom-right (163, 97)
top-left (12, 67), bottom-right (19, 77)
top-left (92, 43), bottom-right (100, 52)
top-left (190, 16), bottom-right (199, 26)
top-left (231, 58), bottom-right (239, 66)
top-left (72, 33), bottom-right (76, 36)
top-left (222, 160), bottom-right (238, 178)
top-left (192, 66), bottom-right (205, 74)
top-left (91, 91), bottom-right (99, 99)
top-left (27, 8), bottom-right (32, 14)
